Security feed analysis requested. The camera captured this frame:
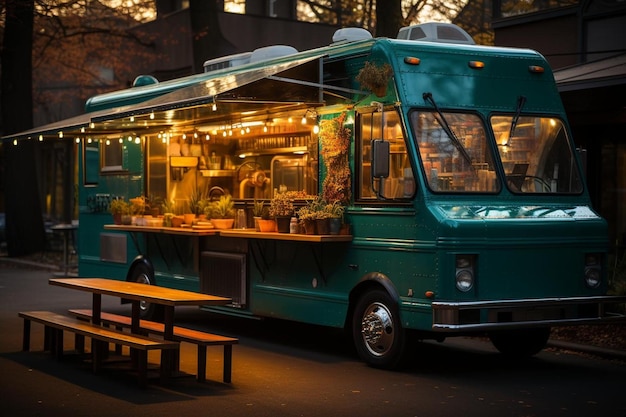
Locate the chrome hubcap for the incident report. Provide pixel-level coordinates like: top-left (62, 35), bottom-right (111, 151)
top-left (361, 302), bottom-right (394, 357)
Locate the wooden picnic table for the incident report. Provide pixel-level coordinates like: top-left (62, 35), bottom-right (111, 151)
top-left (49, 278), bottom-right (231, 341)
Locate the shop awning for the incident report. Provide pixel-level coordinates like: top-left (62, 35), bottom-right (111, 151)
top-left (554, 53), bottom-right (626, 92)
top-left (3, 52), bottom-right (326, 142)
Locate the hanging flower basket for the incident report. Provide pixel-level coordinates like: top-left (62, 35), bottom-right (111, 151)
top-left (356, 61), bottom-right (393, 97)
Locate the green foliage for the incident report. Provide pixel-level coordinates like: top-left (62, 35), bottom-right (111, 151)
top-left (355, 61), bottom-right (392, 91)
top-left (206, 195), bottom-right (235, 219)
top-left (109, 198), bottom-right (129, 215)
top-left (269, 192), bottom-right (295, 217)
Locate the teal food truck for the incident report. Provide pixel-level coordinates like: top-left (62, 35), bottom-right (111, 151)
top-left (7, 23), bottom-right (625, 368)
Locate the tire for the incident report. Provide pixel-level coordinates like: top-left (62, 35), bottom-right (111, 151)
top-left (128, 262), bottom-right (163, 321)
top-left (489, 327), bottom-right (551, 357)
top-left (351, 289), bottom-right (406, 369)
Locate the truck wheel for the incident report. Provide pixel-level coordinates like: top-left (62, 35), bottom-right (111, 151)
top-left (352, 289), bottom-right (405, 369)
top-left (489, 327), bottom-right (551, 357)
top-left (129, 263), bottom-right (163, 321)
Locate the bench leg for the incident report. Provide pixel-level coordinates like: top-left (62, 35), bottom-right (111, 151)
top-left (223, 345), bottom-right (232, 383)
top-left (43, 326), bottom-right (53, 351)
top-left (53, 329), bottom-right (64, 360)
top-left (137, 350), bottom-right (148, 388)
top-left (75, 334), bottom-right (85, 353)
top-left (196, 345), bottom-right (207, 382)
top-left (22, 319), bottom-right (31, 351)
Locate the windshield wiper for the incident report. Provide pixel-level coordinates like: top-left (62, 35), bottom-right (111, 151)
top-left (504, 95), bottom-right (527, 146)
top-left (422, 92), bottom-right (473, 167)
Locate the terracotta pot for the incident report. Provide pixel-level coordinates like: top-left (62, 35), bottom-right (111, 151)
top-left (171, 216), bottom-right (184, 227)
top-left (211, 218), bottom-right (234, 229)
top-left (257, 219), bottom-right (276, 232)
top-left (112, 213), bottom-right (122, 225)
top-left (183, 213), bottom-right (195, 225)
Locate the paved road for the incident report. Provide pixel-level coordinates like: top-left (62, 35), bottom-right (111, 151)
top-left (1, 264), bottom-right (624, 417)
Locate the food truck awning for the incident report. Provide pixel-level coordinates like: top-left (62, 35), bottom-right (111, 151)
top-left (3, 53), bottom-right (327, 141)
top-left (92, 53), bottom-right (326, 123)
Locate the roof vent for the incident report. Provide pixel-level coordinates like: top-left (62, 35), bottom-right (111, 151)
top-left (397, 22), bottom-right (475, 45)
top-left (250, 45), bottom-right (298, 63)
top-left (132, 75), bottom-right (159, 87)
top-left (203, 52), bottom-right (253, 73)
top-left (332, 27), bottom-right (372, 44)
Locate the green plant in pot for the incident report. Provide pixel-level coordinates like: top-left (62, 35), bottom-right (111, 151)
top-left (269, 192), bottom-right (294, 233)
top-left (325, 200), bottom-right (345, 235)
top-left (355, 61), bottom-right (393, 97)
top-left (206, 194), bottom-right (235, 229)
top-left (252, 200), bottom-right (268, 231)
top-left (110, 198), bottom-right (130, 225)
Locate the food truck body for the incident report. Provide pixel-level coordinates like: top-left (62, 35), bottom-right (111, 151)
top-left (28, 23), bottom-right (624, 367)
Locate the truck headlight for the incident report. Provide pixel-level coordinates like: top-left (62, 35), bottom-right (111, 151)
top-left (584, 253), bottom-right (602, 288)
top-left (455, 255), bottom-right (475, 292)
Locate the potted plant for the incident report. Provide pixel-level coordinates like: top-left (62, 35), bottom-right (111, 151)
top-left (252, 200), bottom-right (267, 231)
top-left (355, 61), bottom-right (393, 97)
top-left (206, 194), bottom-right (235, 229)
top-left (296, 197), bottom-right (324, 234)
top-left (110, 198), bottom-right (130, 225)
top-left (269, 192), bottom-right (295, 233)
top-left (325, 200), bottom-right (345, 235)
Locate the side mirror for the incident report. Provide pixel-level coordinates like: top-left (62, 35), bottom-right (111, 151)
top-left (371, 139), bottom-right (389, 178)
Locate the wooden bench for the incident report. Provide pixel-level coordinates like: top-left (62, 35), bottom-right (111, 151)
top-left (19, 311), bottom-right (179, 387)
top-left (68, 309), bottom-right (238, 383)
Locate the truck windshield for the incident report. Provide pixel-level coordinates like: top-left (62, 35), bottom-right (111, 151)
top-left (491, 116), bottom-right (583, 194)
top-left (410, 111), bottom-right (499, 193)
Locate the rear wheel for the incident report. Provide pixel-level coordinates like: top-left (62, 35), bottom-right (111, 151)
top-left (128, 263), bottom-right (163, 321)
top-left (352, 289), bottom-right (405, 369)
top-left (489, 327), bottom-right (551, 357)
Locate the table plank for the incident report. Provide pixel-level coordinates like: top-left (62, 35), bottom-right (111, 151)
top-left (49, 278), bottom-right (230, 307)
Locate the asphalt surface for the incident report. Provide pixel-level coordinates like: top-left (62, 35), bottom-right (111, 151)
top-left (1, 258), bottom-right (625, 417)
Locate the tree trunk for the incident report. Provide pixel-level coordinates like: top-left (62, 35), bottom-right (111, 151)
top-left (1, 0), bottom-right (46, 256)
top-left (375, 0), bottom-right (403, 38)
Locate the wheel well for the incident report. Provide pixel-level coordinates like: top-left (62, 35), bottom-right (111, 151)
top-left (345, 272), bottom-right (400, 330)
top-left (125, 255), bottom-right (155, 283)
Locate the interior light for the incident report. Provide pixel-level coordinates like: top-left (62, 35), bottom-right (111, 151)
top-left (75, 138), bottom-right (80, 143)
top-left (301, 115), bottom-right (307, 125)
top-left (106, 139), bottom-right (111, 145)
top-left (58, 131), bottom-right (63, 138)
top-left (13, 139), bottom-right (18, 146)
top-left (80, 127), bottom-right (85, 133)
top-left (313, 125), bottom-right (320, 134)
top-left (90, 122), bottom-right (95, 129)
top-left (150, 112), bottom-right (155, 120)
top-left (205, 134), bottom-right (210, 141)
top-left (39, 135), bottom-right (43, 141)
top-left (135, 137), bottom-right (141, 144)
top-left (263, 124), bottom-right (268, 133)
top-left (119, 138), bottom-right (124, 143)
top-left (129, 116), bottom-right (135, 122)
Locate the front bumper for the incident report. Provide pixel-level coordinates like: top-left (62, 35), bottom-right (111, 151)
top-left (432, 295), bottom-right (626, 332)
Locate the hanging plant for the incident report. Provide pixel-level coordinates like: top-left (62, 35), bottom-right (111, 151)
top-left (356, 61), bottom-right (393, 97)
top-left (320, 112), bottom-right (352, 205)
